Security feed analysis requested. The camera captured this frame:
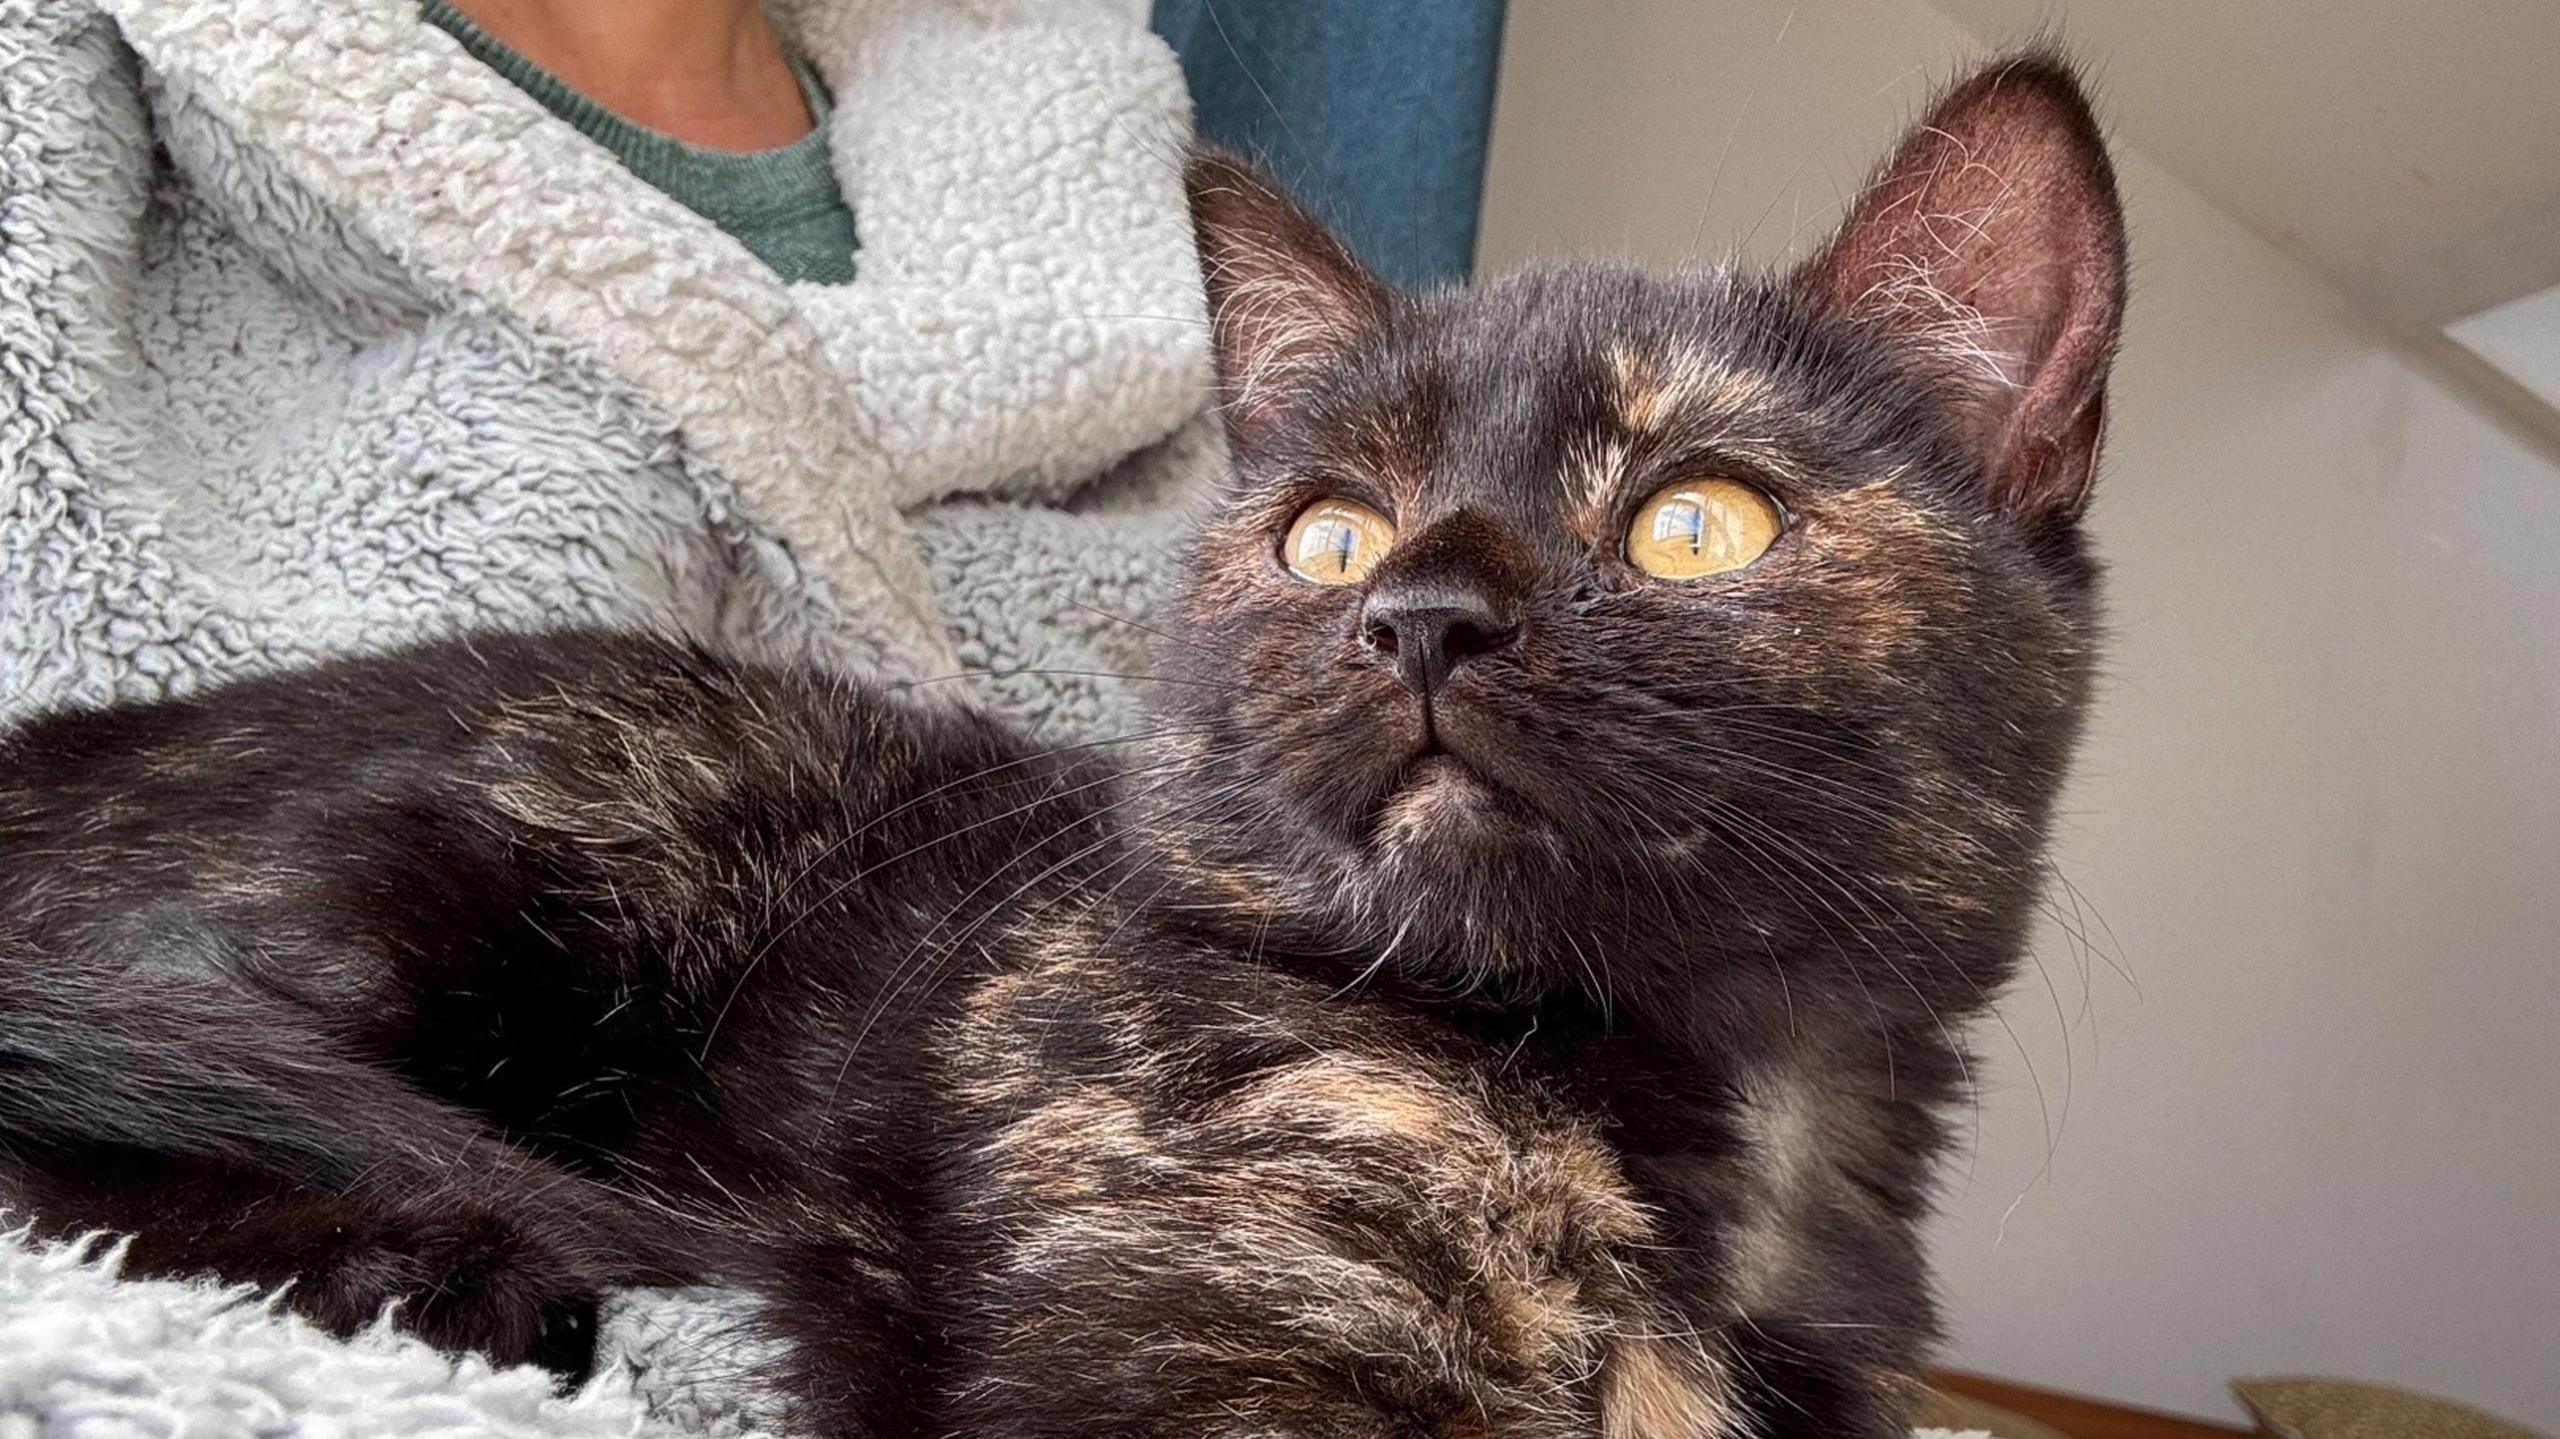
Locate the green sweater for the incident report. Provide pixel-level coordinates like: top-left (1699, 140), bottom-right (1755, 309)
top-left (421, 1), bottom-right (859, 284)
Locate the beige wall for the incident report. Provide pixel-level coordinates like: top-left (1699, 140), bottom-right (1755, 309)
top-left (1481, 2), bottom-right (2560, 1427)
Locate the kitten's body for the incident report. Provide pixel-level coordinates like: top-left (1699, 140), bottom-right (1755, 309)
top-left (0, 630), bottom-right (1936, 1436)
top-left (0, 57), bottom-right (2125, 1439)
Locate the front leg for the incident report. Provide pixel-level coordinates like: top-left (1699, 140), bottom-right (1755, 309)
top-left (7, 1142), bottom-right (622, 1376)
top-left (0, 976), bottom-right (673, 1378)
top-left (930, 960), bottom-right (1743, 1438)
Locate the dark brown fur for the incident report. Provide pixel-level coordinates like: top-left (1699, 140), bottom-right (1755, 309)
top-left (0, 55), bottom-right (2124, 1439)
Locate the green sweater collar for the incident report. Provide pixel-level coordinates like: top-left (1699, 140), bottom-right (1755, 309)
top-left (420, 0), bottom-right (857, 280)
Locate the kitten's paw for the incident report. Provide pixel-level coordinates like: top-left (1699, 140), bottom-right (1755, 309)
top-left (293, 1207), bottom-right (605, 1379)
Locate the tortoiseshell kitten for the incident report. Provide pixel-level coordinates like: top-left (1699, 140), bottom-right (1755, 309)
top-left (0, 56), bottom-right (2123, 1438)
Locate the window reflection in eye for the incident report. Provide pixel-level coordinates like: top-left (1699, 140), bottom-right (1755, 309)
top-left (1652, 497), bottom-right (1708, 555)
top-left (1302, 518), bottom-right (1357, 575)
top-left (1282, 498), bottom-right (1396, 585)
top-left (1626, 478), bottom-right (1781, 579)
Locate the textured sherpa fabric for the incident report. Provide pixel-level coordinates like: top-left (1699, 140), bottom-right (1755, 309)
top-left (0, 1228), bottom-right (1988, 1438)
top-left (0, 0), bottom-right (1216, 740)
top-left (0, 1226), bottom-right (782, 1439)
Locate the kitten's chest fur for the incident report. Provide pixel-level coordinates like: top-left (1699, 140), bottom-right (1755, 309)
top-left (939, 909), bottom-right (1937, 1435)
top-left (1497, 998), bottom-right (1937, 1319)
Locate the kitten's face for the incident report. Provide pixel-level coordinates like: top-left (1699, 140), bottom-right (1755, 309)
top-left (1159, 62), bottom-right (2124, 1003)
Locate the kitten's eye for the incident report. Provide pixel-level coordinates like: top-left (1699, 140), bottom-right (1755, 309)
top-left (1282, 499), bottom-right (1397, 585)
top-left (1626, 479), bottom-right (1783, 580)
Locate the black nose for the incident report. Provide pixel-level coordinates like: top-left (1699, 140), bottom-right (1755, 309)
top-left (1360, 586), bottom-right (1517, 698)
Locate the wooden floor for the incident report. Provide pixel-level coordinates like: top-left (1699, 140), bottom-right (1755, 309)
top-left (1933, 1371), bottom-right (2255, 1439)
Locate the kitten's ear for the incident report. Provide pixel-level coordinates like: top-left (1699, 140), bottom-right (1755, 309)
top-left (1186, 149), bottom-right (1391, 455)
top-left (1796, 53), bottom-right (2126, 524)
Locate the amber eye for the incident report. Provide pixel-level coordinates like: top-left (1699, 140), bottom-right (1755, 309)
top-left (1282, 499), bottom-right (1398, 585)
top-left (1625, 478), bottom-right (1783, 579)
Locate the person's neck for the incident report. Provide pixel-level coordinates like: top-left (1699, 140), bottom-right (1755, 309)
top-left (448, 0), bottom-right (814, 151)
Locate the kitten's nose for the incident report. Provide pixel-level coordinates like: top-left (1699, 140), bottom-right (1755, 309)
top-left (1360, 586), bottom-right (1517, 698)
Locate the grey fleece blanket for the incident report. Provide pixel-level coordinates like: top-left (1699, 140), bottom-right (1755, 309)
top-left (0, 0), bottom-right (1218, 742)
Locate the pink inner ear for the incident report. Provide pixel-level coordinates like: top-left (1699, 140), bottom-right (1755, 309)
top-left (1799, 56), bottom-right (2127, 522)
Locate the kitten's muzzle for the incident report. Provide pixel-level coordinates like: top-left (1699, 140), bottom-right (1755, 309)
top-left (1359, 585), bottom-right (1517, 700)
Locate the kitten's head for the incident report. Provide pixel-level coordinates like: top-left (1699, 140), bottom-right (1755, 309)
top-left (1154, 56), bottom-right (2124, 1018)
